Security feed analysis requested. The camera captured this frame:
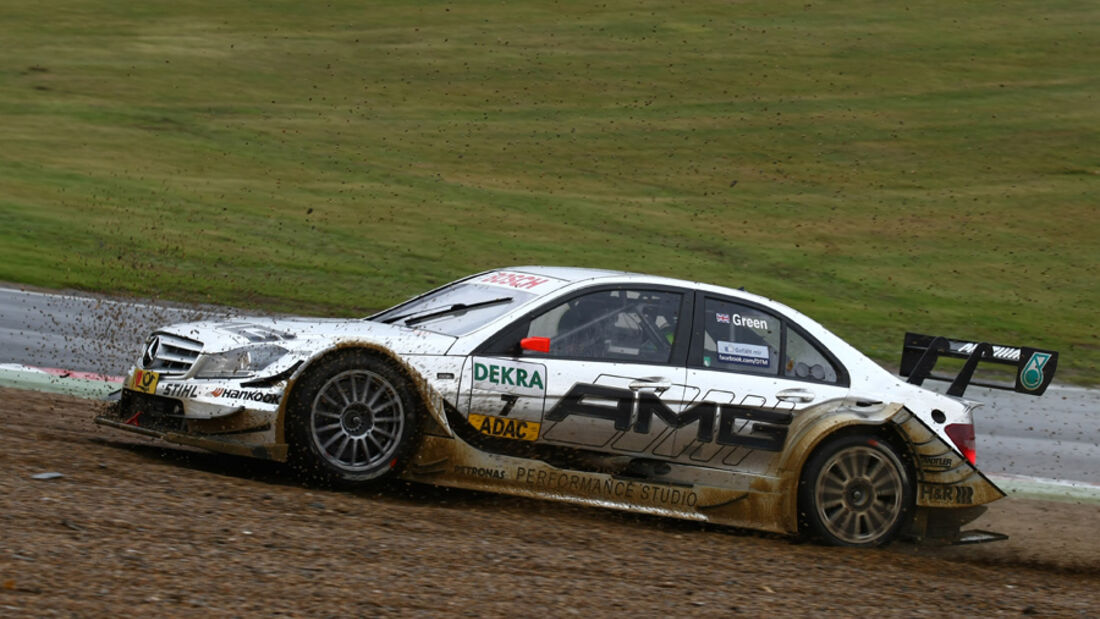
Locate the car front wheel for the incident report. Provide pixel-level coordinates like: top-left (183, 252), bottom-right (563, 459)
top-left (287, 350), bottom-right (421, 485)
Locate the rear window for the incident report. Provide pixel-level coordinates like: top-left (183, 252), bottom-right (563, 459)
top-left (700, 299), bottom-right (780, 375)
top-left (697, 296), bottom-right (842, 384)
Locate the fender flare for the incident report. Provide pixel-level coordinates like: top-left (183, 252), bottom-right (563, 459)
top-left (272, 342), bottom-right (453, 457)
top-left (772, 400), bottom-right (909, 533)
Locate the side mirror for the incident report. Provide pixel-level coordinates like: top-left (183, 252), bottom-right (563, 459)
top-left (520, 336), bottom-right (551, 354)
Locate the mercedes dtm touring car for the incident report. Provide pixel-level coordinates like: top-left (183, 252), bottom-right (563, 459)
top-left (96, 267), bottom-right (1059, 546)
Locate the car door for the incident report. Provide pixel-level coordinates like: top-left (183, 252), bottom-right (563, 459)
top-left (673, 292), bottom-right (851, 468)
top-left (462, 286), bottom-right (696, 460)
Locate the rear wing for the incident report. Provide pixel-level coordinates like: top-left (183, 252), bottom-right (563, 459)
top-left (900, 332), bottom-right (1058, 397)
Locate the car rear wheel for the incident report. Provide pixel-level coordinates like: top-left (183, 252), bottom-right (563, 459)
top-left (287, 350), bottom-right (421, 485)
top-left (799, 432), bottom-right (914, 547)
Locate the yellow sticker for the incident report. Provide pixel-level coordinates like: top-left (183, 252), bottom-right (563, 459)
top-left (469, 413), bottom-right (540, 441)
top-left (128, 368), bottom-right (160, 394)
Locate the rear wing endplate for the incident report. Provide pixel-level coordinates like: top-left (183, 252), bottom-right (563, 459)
top-left (900, 332), bottom-right (1058, 397)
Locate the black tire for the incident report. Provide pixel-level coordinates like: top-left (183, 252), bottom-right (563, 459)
top-left (798, 432), bottom-right (914, 547)
top-left (286, 350), bottom-right (421, 486)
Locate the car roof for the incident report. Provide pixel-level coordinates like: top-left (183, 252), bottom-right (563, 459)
top-left (505, 265), bottom-right (628, 282)
top-left (504, 265), bottom-right (775, 306)
top-left (473, 266), bottom-right (872, 378)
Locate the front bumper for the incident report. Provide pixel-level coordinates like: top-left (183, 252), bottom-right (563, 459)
top-left (94, 367), bottom-right (291, 461)
top-left (123, 366), bottom-right (285, 419)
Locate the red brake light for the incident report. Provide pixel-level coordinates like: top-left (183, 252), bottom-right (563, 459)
top-left (945, 423), bottom-right (976, 466)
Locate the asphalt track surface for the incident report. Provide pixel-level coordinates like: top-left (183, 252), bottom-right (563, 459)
top-left (1, 285), bottom-right (1097, 485)
top-left (0, 286), bottom-right (242, 377)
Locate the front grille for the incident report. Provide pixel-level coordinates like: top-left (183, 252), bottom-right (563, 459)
top-left (142, 332), bottom-right (203, 375)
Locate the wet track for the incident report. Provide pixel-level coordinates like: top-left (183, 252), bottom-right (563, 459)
top-left (0, 285), bottom-right (1097, 484)
top-left (0, 286), bottom-right (240, 375)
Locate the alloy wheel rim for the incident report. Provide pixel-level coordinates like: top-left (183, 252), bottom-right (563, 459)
top-left (814, 445), bottom-right (904, 544)
top-left (310, 370), bottom-right (404, 471)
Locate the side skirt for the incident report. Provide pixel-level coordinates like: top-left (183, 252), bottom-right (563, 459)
top-left (400, 433), bottom-right (792, 535)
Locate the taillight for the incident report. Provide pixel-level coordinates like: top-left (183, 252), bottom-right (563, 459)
top-left (945, 423), bottom-right (976, 465)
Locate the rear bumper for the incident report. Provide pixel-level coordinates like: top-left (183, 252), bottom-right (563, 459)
top-left (905, 505), bottom-right (1007, 545)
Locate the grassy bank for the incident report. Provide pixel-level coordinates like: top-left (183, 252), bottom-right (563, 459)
top-left (1, 1), bottom-right (1097, 382)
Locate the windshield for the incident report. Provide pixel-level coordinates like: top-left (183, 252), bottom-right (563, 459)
top-left (372, 282), bottom-right (538, 336)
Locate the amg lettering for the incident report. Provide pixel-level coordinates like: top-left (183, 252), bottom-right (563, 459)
top-left (546, 384), bottom-right (792, 451)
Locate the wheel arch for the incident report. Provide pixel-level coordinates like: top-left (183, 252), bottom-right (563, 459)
top-left (775, 403), bottom-right (916, 535)
top-left (274, 342), bottom-right (445, 450)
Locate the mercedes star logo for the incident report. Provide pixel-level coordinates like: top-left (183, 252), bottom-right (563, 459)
top-left (142, 336), bottom-right (161, 368)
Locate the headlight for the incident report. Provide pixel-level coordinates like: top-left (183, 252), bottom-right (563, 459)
top-left (193, 345), bottom-right (288, 379)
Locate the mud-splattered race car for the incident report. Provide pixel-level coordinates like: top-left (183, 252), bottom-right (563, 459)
top-left (97, 267), bottom-right (1059, 546)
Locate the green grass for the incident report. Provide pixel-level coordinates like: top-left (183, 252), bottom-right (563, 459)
top-left (1, 1), bottom-right (1097, 383)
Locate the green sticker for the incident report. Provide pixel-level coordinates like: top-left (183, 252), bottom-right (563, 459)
top-left (1020, 352), bottom-right (1051, 391)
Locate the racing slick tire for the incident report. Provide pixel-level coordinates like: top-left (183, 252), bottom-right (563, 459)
top-left (287, 350), bottom-right (422, 486)
top-left (798, 432), bottom-right (915, 547)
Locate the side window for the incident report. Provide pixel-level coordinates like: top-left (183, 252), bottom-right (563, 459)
top-left (701, 299), bottom-right (780, 375)
top-left (525, 289), bottom-right (682, 363)
top-left (784, 328), bottom-right (839, 384)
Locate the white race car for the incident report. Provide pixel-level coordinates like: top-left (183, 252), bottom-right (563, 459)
top-left (96, 267), bottom-right (1058, 546)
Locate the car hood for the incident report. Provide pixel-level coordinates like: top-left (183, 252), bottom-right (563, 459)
top-left (157, 317), bottom-right (458, 356)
